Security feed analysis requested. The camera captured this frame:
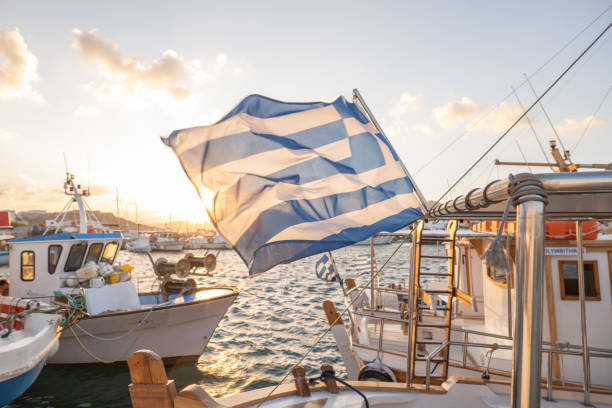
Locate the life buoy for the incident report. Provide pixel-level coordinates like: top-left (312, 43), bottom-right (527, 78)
top-left (358, 360), bottom-right (397, 382)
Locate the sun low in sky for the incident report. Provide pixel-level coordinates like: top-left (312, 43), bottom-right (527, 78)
top-left (0, 1), bottom-right (610, 224)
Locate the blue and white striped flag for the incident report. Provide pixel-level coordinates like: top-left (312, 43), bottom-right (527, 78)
top-left (163, 94), bottom-right (424, 274)
top-left (315, 252), bottom-right (341, 283)
top-left (350, 254), bottom-right (376, 275)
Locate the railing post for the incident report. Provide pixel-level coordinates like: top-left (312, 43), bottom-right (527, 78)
top-left (128, 350), bottom-right (176, 408)
top-left (511, 194), bottom-right (546, 408)
top-left (576, 220), bottom-right (591, 406)
top-left (292, 366), bottom-right (310, 397)
top-left (546, 351), bottom-right (554, 401)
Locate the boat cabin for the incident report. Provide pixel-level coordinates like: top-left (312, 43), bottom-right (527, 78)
top-left (7, 233), bottom-right (122, 300)
top-left (453, 221), bottom-right (612, 388)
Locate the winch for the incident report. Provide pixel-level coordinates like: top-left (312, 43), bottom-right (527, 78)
top-left (151, 253), bottom-right (216, 279)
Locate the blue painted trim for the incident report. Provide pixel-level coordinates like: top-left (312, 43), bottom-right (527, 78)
top-left (11, 233), bottom-right (122, 243)
top-left (0, 358), bottom-right (45, 406)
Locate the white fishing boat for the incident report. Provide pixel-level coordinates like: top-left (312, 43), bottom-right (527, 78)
top-left (126, 234), bottom-right (151, 253)
top-left (354, 234), bottom-right (393, 246)
top-left (150, 231), bottom-right (184, 252)
top-left (5, 174), bottom-right (239, 364)
top-left (201, 233), bottom-right (232, 250)
top-left (0, 297), bottom-right (61, 406)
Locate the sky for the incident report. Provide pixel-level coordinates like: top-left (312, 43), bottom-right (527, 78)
top-left (1, 1), bottom-right (611, 224)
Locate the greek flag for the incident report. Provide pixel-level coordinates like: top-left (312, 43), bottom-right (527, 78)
top-left (350, 254), bottom-right (376, 275)
top-left (163, 93), bottom-right (424, 275)
top-left (315, 252), bottom-right (341, 283)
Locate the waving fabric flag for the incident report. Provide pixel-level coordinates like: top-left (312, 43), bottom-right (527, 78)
top-left (350, 254), bottom-right (376, 276)
top-left (315, 252), bottom-right (341, 283)
top-left (163, 94), bottom-right (424, 274)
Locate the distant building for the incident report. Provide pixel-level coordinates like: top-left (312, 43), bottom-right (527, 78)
top-left (0, 211), bottom-right (13, 233)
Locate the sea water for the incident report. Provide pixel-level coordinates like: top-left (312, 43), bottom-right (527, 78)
top-left (2, 241), bottom-right (446, 407)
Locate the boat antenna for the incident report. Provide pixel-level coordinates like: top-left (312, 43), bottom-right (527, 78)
top-left (63, 152), bottom-right (69, 174)
top-left (431, 20), bottom-right (612, 212)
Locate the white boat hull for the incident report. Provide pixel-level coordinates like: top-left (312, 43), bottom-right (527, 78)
top-left (151, 242), bottom-right (184, 252)
top-left (0, 309), bottom-right (60, 406)
top-left (49, 288), bottom-right (237, 364)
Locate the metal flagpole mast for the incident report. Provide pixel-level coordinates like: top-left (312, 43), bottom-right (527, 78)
top-left (352, 88), bottom-right (430, 214)
top-left (329, 252), bottom-right (346, 297)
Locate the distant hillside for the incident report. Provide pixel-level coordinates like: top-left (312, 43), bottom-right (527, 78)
top-left (15, 210), bottom-right (159, 232)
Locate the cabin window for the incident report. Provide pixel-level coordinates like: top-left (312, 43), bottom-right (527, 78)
top-left (85, 243), bottom-right (103, 264)
top-left (64, 243), bottom-right (88, 272)
top-left (486, 265), bottom-right (510, 288)
top-left (101, 242), bottom-right (119, 264)
top-left (48, 245), bottom-right (62, 274)
top-left (21, 251), bottom-right (35, 281)
top-left (558, 260), bottom-right (600, 301)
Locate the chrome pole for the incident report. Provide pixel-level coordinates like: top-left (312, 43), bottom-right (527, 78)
top-left (576, 220), bottom-right (591, 406)
top-left (547, 351), bottom-right (554, 401)
top-left (505, 237), bottom-right (513, 338)
top-left (405, 224), bottom-right (419, 385)
top-left (511, 198), bottom-right (546, 408)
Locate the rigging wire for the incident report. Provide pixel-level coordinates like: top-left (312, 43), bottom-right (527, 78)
top-left (431, 20), bottom-right (612, 211)
top-left (572, 84), bottom-right (612, 153)
top-left (515, 139), bottom-right (533, 173)
top-left (511, 86), bottom-right (552, 167)
top-left (413, 4), bottom-right (612, 176)
top-left (523, 73), bottom-right (572, 160)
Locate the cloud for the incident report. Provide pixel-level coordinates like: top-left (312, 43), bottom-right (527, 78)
top-left (391, 91), bottom-right (421, 116)
top-left (0, 129), bottom-right (18, 140)
top-left (433, 97), bottom-right (482, 128)
top-left (0, 28), bottom-right (42, 102)
top-left (557, 116), bottom-right (609, 139)
top-left (0, 175), bottom-right (66, 211)
top-left (410, 123), bottom-right (433, 135)
top-left (74, 105), bottom-right (102, 117)
top-left (472, 101), bottom-right (526, 133)
top-left (433, 97), bottom-right (527, 133)
top-left (72, 28), bottom-right (204, 101)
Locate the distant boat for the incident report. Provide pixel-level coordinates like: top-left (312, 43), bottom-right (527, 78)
top-left (150, 232), bottom-right (184, 252)
top-left (0, 297), bottom-right (61, 406)
top-left (126, 234), bottom-right (151, 253)
top-left (354, 234), bottom-right (393, 246)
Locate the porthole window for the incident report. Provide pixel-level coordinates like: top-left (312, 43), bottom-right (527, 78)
top-left (64, 243), bottom-right (88, 272)
top-left (558, 260), bottom-right (600, 301)
top-left (48, 245), bottom-right (62, 274)
top-left (21, 251), bottom-right (35, 281)
top-left (85, 243), bottom-right (103, 264)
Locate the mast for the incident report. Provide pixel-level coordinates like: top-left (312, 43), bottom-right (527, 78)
top-left (64, 173), bottom-right (89, 233)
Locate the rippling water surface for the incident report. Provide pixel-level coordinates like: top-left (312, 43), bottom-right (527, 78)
top-left (1, 241), bottom-right (445, 407)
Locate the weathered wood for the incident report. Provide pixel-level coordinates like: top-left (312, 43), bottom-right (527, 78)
top-left (322, 300), bottom-right (343, 326)
top-left (292, 366), bottom-right (310, 397)
top-left (175, 384), bottom-right (227, 408)
top-left (128, 350), bottom-right (176, 408)
top-left (320, 364), bottom-right (338, 394)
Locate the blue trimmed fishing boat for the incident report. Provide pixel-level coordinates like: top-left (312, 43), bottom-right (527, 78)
top-left (0, 297), bottom-right (60, 406)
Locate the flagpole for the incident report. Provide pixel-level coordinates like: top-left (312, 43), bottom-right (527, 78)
top-left (352, 88), bottom-right (430, 214)
top-left (329, 252), bottom-right (356, 330)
